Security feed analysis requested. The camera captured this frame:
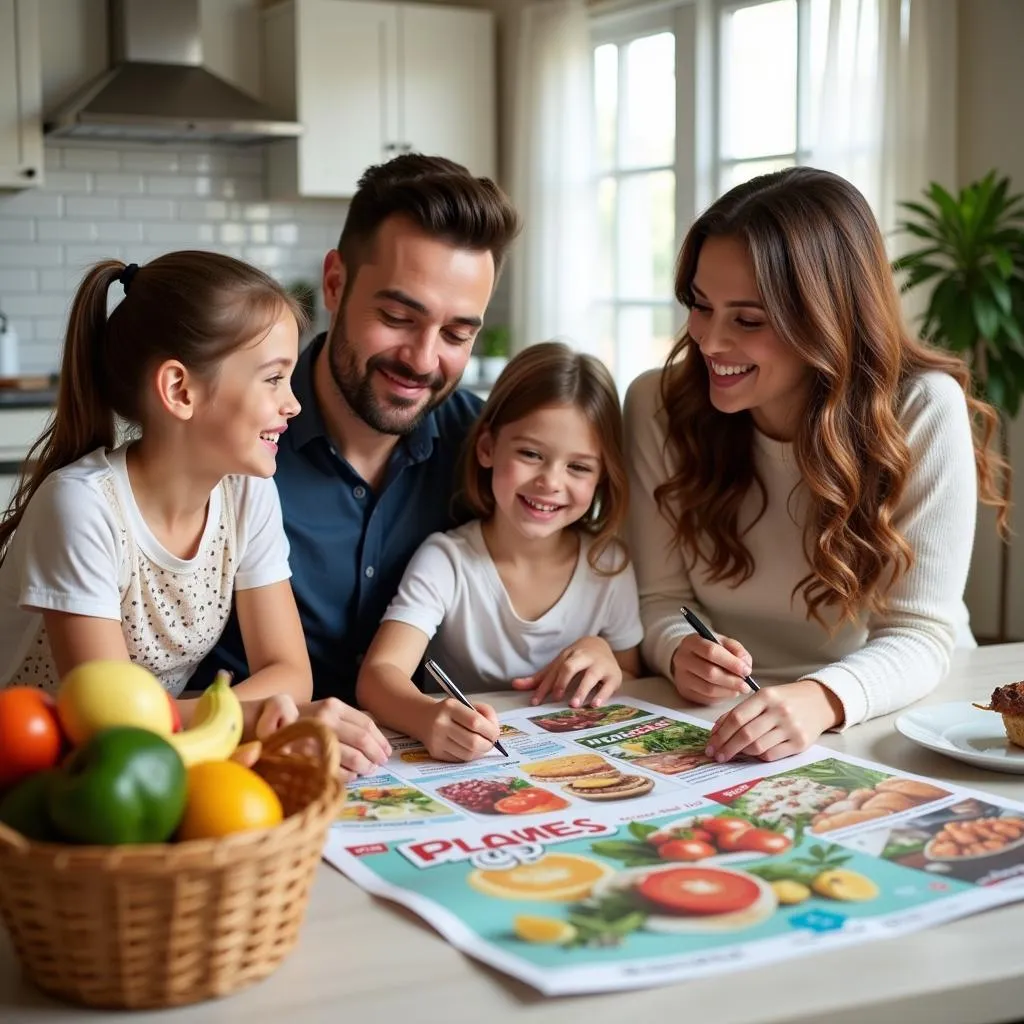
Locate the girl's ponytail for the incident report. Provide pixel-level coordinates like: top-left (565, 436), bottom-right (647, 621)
top-left (0, 260), bottom-right (122, 560)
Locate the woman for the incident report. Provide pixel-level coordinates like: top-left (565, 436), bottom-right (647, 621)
top-left (624, 166), bottom-right (1007, 763)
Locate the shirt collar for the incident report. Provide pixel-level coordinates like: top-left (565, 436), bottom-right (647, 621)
top-left (289, 332), bottom-right (330, 450)
top-left (288, 332), bottom-right (439, 465)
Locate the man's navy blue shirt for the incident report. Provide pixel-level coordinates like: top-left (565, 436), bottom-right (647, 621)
top-left (201, 333), bottom-right (482, 704)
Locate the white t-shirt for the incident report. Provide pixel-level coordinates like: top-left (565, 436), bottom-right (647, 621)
top-left (380, 520), bottom-right (644, 694)
top-left (624, 368), bottom-right (978, 728)
top-left (0, 445), bottom-right (291, 696)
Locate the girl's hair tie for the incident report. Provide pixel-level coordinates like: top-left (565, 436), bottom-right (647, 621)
top-left (119, 262), bottom-right (140, 293)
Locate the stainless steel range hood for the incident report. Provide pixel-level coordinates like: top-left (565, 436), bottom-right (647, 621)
top-left (44, 0), bottom-right (302, 145)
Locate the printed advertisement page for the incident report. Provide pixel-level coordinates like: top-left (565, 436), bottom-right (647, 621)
top-left (323, 697), bottom-right (1024, 995)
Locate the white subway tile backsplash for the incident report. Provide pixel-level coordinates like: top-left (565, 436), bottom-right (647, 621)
top-left (95, 173), bottom-right (146, 195)
top-left (120, 151), bottom-right (180, 173)
top-left (43, 171), bottom-right (93, 193)
top-left (65, 244), bottom-right (123, 267)
top-left (271, 224), bottom-right (299, 245)
top-left (0, 220), bottom-right (35, 241)
top-left (0, 244), bottom-right (63, 267)
top-left (66, 196), bottom-right (120, 218)
top-left (1, 294), bottom-right (70, 316)
top-left (39, 269), bottom-right (86, 292)
top-left (0, 269), bottom-right (38, 291)
top-left (37, 220), bottom-right (95, 242)
top-left (0, 142), bottom-right (348, 370)
top-left (33, 317), bottom-right (70, 342)
top-left (94, 222), bottom-right (145, 243)
top-left (178, 200), bottom-right (229, 221)
top-left (62, 147), bottom-right (122, 172)
top-left (121, 198), bottom-right (175, 220)
top-left (146, 175), bottom-right (211, 197)
top-left (0, 192), bottom-right (63, 218)
top-left (144, 223), bottom-right (217, 245)
top-left (218, 224), bottom-right (247, 244)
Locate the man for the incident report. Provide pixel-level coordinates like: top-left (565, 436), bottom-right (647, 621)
top-left (202, 154), bottom-right (521, 770)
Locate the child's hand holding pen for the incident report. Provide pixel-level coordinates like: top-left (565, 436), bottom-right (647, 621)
top-left (425, 698), bottom-right (501, 762)
top-left (671, 607), bottom-right (755, 705)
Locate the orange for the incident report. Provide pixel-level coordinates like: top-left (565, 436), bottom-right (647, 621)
top-left (468, 853), bottom-right (614, 901)
top-left (176, 760), bottom-right (284, 841)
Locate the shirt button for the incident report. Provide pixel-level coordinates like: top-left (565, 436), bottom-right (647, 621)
top-left (365, 566), bottom-right (375, 578)
top-left (354, 485), bottom-right (366, 499)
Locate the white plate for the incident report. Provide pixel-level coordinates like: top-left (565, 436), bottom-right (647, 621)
top-left (895, 701), bottom-right (1024, 774)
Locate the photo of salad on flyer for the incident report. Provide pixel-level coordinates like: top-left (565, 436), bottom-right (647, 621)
top-left (575, 717), bottom-right (715, 776)
top-left (706, 759), bottom-right (951, 839)
top-left (339, 774), bottom-right (462, 827)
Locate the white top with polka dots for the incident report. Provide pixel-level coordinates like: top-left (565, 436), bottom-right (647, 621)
top-left (0, 445), bottom-right (292, 696)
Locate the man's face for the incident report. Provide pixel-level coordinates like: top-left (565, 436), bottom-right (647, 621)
top-left (322, 216), bottom-right (496, 435)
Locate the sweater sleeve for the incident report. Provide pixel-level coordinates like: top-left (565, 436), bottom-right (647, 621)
top-left (623, 370), bottom-right (698, 680)
top-left (803, 373), bottom-right (978, 727)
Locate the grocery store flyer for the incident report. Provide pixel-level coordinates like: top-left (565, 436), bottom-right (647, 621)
top-left (323, 696), bottom-right (1024, 994)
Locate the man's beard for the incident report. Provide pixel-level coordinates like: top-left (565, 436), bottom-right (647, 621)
top-left (326, 313), bottom-right (454, 436)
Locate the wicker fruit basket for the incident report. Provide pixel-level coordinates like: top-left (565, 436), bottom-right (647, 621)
top-left (0, 718), bottom-right (344, 1010)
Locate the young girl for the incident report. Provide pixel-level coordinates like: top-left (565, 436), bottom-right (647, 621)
top-left (356, 342), bottom-right (643, 762)
top-left (0, 252), bottom-right (312, 741)
top-left (624, 167), bottom-right (1008, 763)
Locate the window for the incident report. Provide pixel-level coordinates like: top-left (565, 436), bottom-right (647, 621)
top-left (716, 0), bottom-right (829, 195)
top-left (590, 0), bottom-right (829, 389)
top-left (592, 20), bottom-right (680, 390)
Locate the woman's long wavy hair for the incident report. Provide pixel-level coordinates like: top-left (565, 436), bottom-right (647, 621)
top-left (656, 166), bottom-right (1008, 627)
top-left (0, 251), bottom-right (306, 562)
top-left (459, 341), bottom-right (630, 575)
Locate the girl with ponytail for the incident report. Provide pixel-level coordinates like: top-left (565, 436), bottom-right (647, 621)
top-left (0, 252), bottom-right (314, 737)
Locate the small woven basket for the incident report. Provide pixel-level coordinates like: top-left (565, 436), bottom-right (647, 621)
top-left (0, 718), bottom-right (343, 1010)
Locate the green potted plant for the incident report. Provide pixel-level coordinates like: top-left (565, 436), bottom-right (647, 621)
top-left (478, 325), bottom-right (511, 385)
top-left (894, 170), bottom-right (1024, 640)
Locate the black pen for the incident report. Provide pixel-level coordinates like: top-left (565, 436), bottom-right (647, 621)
top-left (425, 659), bottom-right (510, 757)
top-left (680, 606), bottom-right (760, 692)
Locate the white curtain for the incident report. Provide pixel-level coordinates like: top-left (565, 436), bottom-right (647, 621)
top-left (808, 0), bottom-right (957, 251)
top-left (509, 0), bottom-right (596, 355)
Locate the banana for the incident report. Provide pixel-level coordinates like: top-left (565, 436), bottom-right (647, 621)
top-left (167, 670), bottom-right (244, 767)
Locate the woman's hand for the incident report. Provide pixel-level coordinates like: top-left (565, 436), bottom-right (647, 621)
top-left (512, 636), bottom-right (623, 707)
top-left (705, 680), bottom-right (844, 762)
top-left (671, 632), bottom-right (753, 704)
top-left (425, 699), bottom-right (500, 762)
top-left (299, 697), bottom-right (393, 776)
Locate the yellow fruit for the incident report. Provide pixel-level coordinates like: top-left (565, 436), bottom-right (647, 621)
top-left (57, 660), bottom-right (173, 745)
top-left (468, 854), bottom-right (613, 902)
top-left (513, 915), bottom-right (578, 945)
top-left (811, 869), bottom-right (879, 902)
top-left (176, 760), bottom-right (284, 841)
top-left (166, 672), bottom-right (243, 767)
top-left (771, 880), bottom-right (811, 905)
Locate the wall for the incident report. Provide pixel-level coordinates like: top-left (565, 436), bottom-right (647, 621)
top-left (0, 0), bottom-right (517, 373)
top-left (957, 0), bottom-right (1024, 640)
top-left (0, 141), bottom-right (343, 370)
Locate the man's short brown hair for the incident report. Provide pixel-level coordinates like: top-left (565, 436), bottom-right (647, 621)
top-left (337, 154), bottom-right (521, 279)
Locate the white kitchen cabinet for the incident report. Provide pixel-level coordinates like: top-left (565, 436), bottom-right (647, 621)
top-left (0, 0), bottom-right (43, 190)
top-left (264, 0), bottom-right (496, 199)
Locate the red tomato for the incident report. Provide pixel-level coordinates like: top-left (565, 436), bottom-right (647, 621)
top-left (494, 788), bottom-right (568, 814)
top-left (733, 828), bottom-right (792, 855)
top-left (658, 839), bottom-right (716, 862)
top-left (0, 687), bottom-right (64, 787)
top-left (638, 867), bottom-right (762, 916)
top-left (701, 816), bottom-right (753, 838)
